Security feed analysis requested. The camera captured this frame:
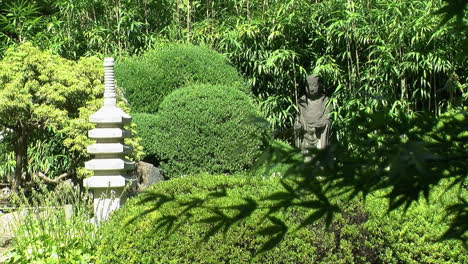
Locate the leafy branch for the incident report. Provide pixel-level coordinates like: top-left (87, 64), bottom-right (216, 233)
top-left (133, 107), bottom-right (467, 251)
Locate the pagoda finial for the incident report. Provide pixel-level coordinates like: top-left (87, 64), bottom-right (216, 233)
top-left (103, 57), bottom-right (117, 106)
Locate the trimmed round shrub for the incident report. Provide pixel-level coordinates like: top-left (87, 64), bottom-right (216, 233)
top-left (152, 84), bottom-right (268, 178)
top-left (96, 174), bottom-right (373, 264)
top-left (115, 43), bottom-right (248, 114)
top-left (132, 112), bottom-right (159, 162)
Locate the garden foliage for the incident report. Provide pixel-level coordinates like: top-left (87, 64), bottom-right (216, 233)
top-left (245, 106), bottom-right (467, 248)
top-left (151, 84), bottom-right (267, 178)
top-left (364, 185), bottom-right (467, 264)
top-left (0, 0), bottom-right (465, 133)
top-left (115, 43), bottom-right (248, 114)
top-left (131, 113), bottom-right (159, 162)
top-left (0, 0), bottom-right (466, 259)
top-left (0, 43), bottom-right (102, 189)
top-left (0, 43), bottom-right (143, 189)
top-left (6, 183), bottom-right (100, 264)
top-left (123, 106), bottom-right (468, 252)
top-left (1, 0), bottom-right (465, 145)
top-left (96, 174), bottom-right (466, 264)
top-left (97, 174), bottom-right (366, 264)
top-left (186, 0), bottom-right (467, 135)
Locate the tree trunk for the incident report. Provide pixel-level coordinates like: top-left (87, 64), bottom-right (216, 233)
top-left (12, 130), bottom-right (28, 192)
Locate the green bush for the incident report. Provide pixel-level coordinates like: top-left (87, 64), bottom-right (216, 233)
top-left (0, 43), bottom-right (143, 184)
top-left (96, 174), bottom-right (466, 264)
top-left (5, 183), bottom-right (99, 264)
top-left (0, 43), bottom-right (104, 182)
top-left (132, 112), bottom-right (159, 162)
top-left (115, 43), bottom-right (248, 114)
top-left (96, 174), bottom-right (374, 264)
top-left (152, 84), bottom-right (268, 178)
top-left (363, 183), bottom-right (467, 264)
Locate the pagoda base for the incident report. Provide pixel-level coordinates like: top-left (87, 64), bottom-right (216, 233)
top-left (84, 175), bottom-right (134, 188)
top-left (84, 176), bottom-right (135, 222)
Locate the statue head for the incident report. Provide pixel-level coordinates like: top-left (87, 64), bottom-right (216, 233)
top-left (305, 74), bottom-right (321, 97)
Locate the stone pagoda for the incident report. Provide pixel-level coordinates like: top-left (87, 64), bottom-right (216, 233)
top-left (84, 57), bottom-right (134, 222)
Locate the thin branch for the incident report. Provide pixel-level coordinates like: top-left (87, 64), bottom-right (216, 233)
top-left (34, 172), bottom-right (69, 184)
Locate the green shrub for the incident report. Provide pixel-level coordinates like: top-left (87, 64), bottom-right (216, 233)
top-left (96, 174), bottom-right (374, 264)
top-left (115, 43), bottom-right (248, 114)
top-left (0, 43), bottom-right (103, 182)
top-left (132, 113), bottom-right (159, 162)
top-left (5, 183), bottom-right (99, 264)
top-left (364, 183), bottom-right (467, 264)
top-left (152, 84), bottom-right (268, 178)
top-left (96, 174), bottom-right (466, 264)
top-left (0, 43), bottom-right (143, 184)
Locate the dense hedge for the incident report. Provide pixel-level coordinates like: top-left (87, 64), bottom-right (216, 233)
top-left (151, 84), bottom-right (267, 178)
top-left (97, 174), bottom-right (373, 264)
top-left (364, 186), bottom-right (467, 264)
top-left (115, 43), bottom-right (248, 114)
top-left (97, 174), bottom-right (466, 264)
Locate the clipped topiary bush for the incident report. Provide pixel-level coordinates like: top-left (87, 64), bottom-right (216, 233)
top-left (96, 174), bottom-right (374, 264)
top-left (115, 43), bottom-right (248, 114)
top-left (131, 112), bottom-right (159, 162)
top-left (152, 84), bottom-right (268, 178)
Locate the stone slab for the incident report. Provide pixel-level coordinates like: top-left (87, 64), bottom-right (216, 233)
top-left (88, 128), bottom-right (131, 139)
top-left (85, 158), bottom-right (135, 171)
top-left (87, 143), bottom-right (132, 154)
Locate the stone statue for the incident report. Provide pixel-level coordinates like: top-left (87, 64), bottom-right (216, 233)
top-left (294, 74), bottom-right (330, 153)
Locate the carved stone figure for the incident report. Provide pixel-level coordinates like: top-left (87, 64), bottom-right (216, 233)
top-left (294, 74), bottom-right (330, 153)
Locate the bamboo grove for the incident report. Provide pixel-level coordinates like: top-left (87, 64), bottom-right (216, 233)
top-left (0, 0), bottom-right (466, 136)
